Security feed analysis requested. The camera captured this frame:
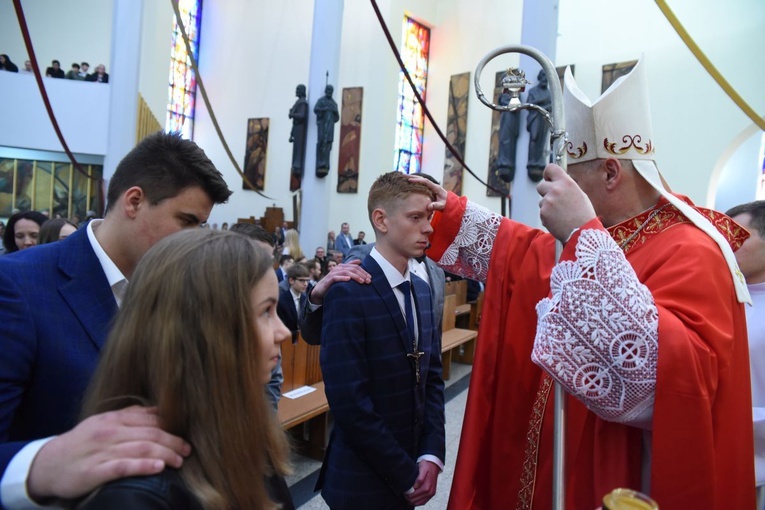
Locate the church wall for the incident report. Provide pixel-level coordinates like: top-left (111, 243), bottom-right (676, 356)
top-left (139, 1), bottom-right (175, 125)
top-left (556, 0), bottom-right (764, 208)
top-left (193, 0), bottom-right (315, 229)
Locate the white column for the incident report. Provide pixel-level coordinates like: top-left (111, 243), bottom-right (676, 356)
top-left (299, 0), bottom-right (344, 254)
top-left (511, 0), bottom-right (560, 227)
top-left (102, 0), bottom-right (144, 184)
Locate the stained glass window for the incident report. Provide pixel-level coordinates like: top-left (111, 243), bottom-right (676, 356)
top-left (166, 0), bottom-right (202, 139)
top-left (393, 16), bottom-right (430, 174)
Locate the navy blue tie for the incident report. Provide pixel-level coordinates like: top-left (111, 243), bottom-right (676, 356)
top-left (398, 280), bottom-right (416, 347)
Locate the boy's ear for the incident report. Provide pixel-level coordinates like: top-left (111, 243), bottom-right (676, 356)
top-left (371, 208), bottom-right (387, 234)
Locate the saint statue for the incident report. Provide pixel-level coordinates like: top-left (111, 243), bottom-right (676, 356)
top-left (288, 84), bottom-right (308, 178)
top-left (496, 89), bottom-right (520, 183)
top-left (526, 69), bottom-right (552, 182)
top-left (314, 84), bottom-right (340, 177)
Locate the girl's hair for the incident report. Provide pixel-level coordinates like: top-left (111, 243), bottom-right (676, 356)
top-left (283, 228), bottom-right (304, 260)
top-left (81, 229), bottom-right (290, 509)
top-left (37, 218), bottom-right (77, 245)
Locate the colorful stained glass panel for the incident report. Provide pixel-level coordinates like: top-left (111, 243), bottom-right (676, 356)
top-left (166, 0), bottom-right (202, 139)
top-left (393, 16), bottom-right (430, 174)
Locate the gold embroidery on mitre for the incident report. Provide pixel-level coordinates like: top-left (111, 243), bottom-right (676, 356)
top-left (603, 135), bottom-right (654, 156)
top-left (566, 140), bottom-right (588, 159)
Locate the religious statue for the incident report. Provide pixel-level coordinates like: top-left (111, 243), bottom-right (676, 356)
top-left (526, 69), bottom-right (552, 182)
top-left (496, 89), bottom-right (520, 183)
top-left (288, 84), bottom-right (308, 178)
top-left (314, 84), bottom-right (340, 177)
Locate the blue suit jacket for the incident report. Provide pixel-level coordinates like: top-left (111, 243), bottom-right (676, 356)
top-left (318, 255), bottom-right (445, 509)
top-left (0, 227), bottom-right (116, 482)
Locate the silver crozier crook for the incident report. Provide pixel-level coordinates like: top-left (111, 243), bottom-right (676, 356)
top-left (474, 44), bottom-right (568, 510)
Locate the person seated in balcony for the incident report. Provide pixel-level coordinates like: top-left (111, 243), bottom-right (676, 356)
top-left (45, 60), bottom-right (65, 78)
top-left (78, 62), bottom-right (89, 79)
top-left (66, 63), bottom-right (83, 80)
top-left (0, 55), bottom-right (19, 73)
top-left (85, 64), bottom-right (108, 83)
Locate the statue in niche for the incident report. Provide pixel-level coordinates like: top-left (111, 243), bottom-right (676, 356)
top-left (288, 84), bottom-right (308, 179)
top-left (526, 69), bottom-right (552, 182)
top-left (496, 88), bottom-right (520, 183)
top-left (314, 84), bottom-right (340, 177)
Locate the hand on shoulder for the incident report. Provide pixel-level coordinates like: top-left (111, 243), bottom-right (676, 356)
top-left (27, 406), bottom-right (190, 502)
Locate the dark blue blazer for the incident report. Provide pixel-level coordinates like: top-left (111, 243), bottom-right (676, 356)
top-left (0, 227), bottom-right (116, 480)
top-left (317, 255), bottom-right (445, 510)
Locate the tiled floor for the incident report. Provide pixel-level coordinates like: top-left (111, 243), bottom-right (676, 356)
top-left (288, 362), bottom-right (472, 509)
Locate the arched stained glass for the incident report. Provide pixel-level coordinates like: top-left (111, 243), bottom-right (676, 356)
top-left (166, 0), bottom-right (202, 139)
top-left (393, 16), bottom-right (430, 174)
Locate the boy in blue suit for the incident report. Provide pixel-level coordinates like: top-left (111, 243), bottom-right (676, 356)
top-left (0, 131), bottom-right (231, 508)
top-left (318, 172), bottom-right (445, 509)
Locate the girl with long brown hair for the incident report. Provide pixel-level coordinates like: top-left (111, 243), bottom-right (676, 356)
top-left (77, 229), bottom-right (292, 509)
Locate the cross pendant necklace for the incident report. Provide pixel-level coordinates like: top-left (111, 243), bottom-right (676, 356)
top-left (408, 350), bottom-right (425, 384)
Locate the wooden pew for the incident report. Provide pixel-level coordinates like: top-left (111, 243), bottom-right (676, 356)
top-left (454, 291), bottom-right (483, 364)
top-left (278, 335), bottom-right (329, 460)
top-left (441, 294), bottom-right (478, 380)
top-left (445, 280), bottom-right (471, 318)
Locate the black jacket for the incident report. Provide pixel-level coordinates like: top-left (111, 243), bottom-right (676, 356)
top-left (76, 469), bottom-right (295, 509)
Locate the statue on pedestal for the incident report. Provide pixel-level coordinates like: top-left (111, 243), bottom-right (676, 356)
top-left (288, 84), bottom-right (308, 178)
top-left (526, 69), bottom-right (552, 182)
top-left (496, 89), bottom-right (520, 183)
top-left (314, 84), bottom-right (340, 177)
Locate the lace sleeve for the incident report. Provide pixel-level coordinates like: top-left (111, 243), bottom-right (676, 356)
top-left (435, 200), bottom-right (502, 283)
top-left (531, 229), bottom-right (658, 424)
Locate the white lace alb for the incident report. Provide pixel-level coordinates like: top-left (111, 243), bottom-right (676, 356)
top-left (437, 200), bottom-right (502, 283)
top-left (532, 229), bottom-right (658, 423)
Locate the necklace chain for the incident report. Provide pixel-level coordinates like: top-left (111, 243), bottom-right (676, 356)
top-left (618, 204), bottom-right (670, 250)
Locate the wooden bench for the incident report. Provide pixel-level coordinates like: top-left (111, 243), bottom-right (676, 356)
top-left (278, 335), bottom-right (329, 460)
top-left (453, 291), bottom-right (483, 365)
top-left (441, 294), bottom-right (478, 380)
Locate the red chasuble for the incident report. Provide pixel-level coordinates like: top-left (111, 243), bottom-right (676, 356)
top-left (430, 193), bottom-right (754, 510)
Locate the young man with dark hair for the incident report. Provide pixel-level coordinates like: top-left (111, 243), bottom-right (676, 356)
top-left (45, 60), bottom-right (64, 78)
top-left (229, 222), bottom-right (274, 247)
top-left (275, 254), bottom-right (294, 283)
top-left (318, 171), bottom-right (445, 509)
top-left (0, 131), bottom-right (231, 508)
top-left (277, 264), bottom-right (310, 343)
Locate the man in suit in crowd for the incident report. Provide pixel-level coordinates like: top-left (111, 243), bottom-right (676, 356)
top-left (314, 246), bottom-right (328, 270)
top-left (317, 171), bottom-right (445, 509)
top-left (304, 258), bottom-right (323, 288)
top-left (277, 264), bottom-right (309, 343)
top-left (275, 254), bottom-right (294, 283)
top-left (353, 231), bottom-right (367, 245)
top-left (334, 222), bottom-right (354, 257)
top-left (0, 131), bottom-right (232, 509)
